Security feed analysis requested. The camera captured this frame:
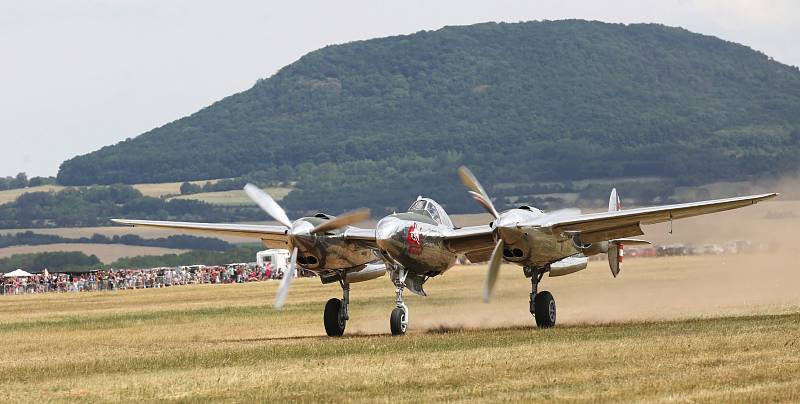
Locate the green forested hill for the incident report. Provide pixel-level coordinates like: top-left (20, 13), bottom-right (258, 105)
top-left (57, 20), bottom-right (800, 215)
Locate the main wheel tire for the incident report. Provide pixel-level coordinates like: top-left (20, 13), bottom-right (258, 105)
top-left (390, 307), bottom-right (407, 336)
top-left (324, 298), bottom-right (346, 336)
top-left (534, 291), bottom-right (556, 328)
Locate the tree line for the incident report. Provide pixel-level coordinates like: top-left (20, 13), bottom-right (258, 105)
top-left (0, 231), bottom-right (232, 251)
top-left (0, 184), bottom-right (266, 228)
top-left (0, 173), bottom-right (57, 191)
top-left (0, 251), bottom-right (102, 273)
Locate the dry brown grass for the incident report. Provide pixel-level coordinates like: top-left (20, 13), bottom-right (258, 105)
top-left (0, 253), bottom-right (797, 402)
top-left (130, 181), bottom-right (210, 197)
top-left (0, 243), bottom-right (187, 263)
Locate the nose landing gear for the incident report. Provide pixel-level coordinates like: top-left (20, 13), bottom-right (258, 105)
top-left (390, 305), bottom-right (408, 335)
top-left (389, 268), bottom-right (409, 335)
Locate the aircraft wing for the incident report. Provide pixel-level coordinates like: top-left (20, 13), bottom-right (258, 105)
top-left (540, 193), bottom-right (778, 243)
top-left (340, 227), bottom-right (378, 249)
top-left (443, 225), bottom-right (495, 255)
top-left (111, 219), bottom-right (290, 246)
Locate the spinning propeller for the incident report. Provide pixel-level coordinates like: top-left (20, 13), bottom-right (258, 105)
top-left (458, 167), bottom-right (503, 302)
top-left (243, 184), bottom-right (369, 309)
top-left (458, 167), bottom-right (580, 302)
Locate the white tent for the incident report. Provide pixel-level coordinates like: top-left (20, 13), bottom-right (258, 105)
top-left (3, 269), bottom-right (33, 277)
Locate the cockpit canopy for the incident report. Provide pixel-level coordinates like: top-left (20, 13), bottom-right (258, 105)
top-left (517, 205), bottom-right (543, 214)
top-left (407, 197), bottom-right (453, 227)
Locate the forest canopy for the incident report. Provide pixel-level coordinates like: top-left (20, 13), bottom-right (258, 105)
top-left (54, 20), bottom-right (800, 214)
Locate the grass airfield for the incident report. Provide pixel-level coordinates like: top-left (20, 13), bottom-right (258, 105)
top-left (0, 254), bottom-right (798, 402)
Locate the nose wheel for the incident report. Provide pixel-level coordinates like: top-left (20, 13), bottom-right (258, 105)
top-left (390, 268), bottom-right (409, 335)
top-left (323, 280), bottom-right (349, 336)
top-left (390, 306), bottom-right (408, 335)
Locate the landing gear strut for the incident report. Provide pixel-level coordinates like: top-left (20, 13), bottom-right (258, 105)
top-left (390, 268), bottom-right (409, 335)
top-left (525, 266), bottom-right (556, 328)
top-left (324, 280), bottom-right (349, 336)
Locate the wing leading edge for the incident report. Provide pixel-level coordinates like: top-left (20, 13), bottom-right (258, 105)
top-left (542, 193), bottom-right (778, 242)
top-left (111, 218), bottom-right (382, 248)
top-left (443, 225), bottom-right (495, 255)
top-left (111, 219), bottom-right (290, 245)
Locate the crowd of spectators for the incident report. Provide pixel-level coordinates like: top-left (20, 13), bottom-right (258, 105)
top-left (1, 263), bottom-right (283, 296)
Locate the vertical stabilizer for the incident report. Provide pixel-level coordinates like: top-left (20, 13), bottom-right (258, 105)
top-left (608, 188), bottom-right (620, 212)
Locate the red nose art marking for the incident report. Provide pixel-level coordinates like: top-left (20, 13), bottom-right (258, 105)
top-left (405, 223), bottom-right (423, 255)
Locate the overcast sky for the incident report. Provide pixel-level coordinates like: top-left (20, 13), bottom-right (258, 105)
top-left (1, 0), bottom-right (798, 178)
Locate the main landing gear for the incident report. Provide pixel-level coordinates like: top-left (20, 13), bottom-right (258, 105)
top-left (525, 266), bottom-right (556, 328)
top-left (390, 268), bottom-right (409, 335)
top-left (324, 280), bottom-right (349, 336)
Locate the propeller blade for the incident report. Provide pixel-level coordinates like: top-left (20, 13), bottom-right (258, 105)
top-left (458, 166), bottom-right (499, 219)
top-left (483, 239), bottom-right (505, 303)
top-left (274, 247), bottom-right (298, 309)
top-left (244, 183), bottom-right (293, 228)
top-left (310, 208), bottom-right (371, 234)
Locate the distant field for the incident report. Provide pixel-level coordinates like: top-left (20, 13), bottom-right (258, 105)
top-left (0, 253), bottom-right (796, 401)
top-left (0, 243), bottom-right (187, 264)
top-left (131, 179), bottom-right (220, 197)
top-left (170, 186), bottom-right (293, 205)
top-left (0, 185), bottom-right (64, 204)
top-left (0, 179), bottom-right (222, 205)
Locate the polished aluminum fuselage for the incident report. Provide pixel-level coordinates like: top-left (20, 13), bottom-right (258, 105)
top-left (375, 212), bottom-right (457, 277)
